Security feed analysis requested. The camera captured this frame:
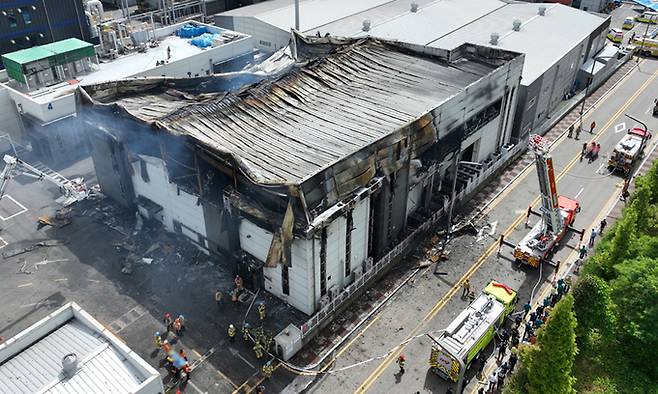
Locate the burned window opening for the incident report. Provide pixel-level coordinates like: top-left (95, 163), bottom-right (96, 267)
top-left (320, 227), bottom-right (327, 297)
top-left (282, 265), bottom-right (290, 295)
top-left (139, 158), bottom-right (150, 183)
top-left (345, 211), bottom-right (353, 277)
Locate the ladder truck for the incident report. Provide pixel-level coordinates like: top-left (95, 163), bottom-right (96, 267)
top-left (0, 154), bottom-right (89, 207)
top-left (511, 135), bottom-right (581, 267)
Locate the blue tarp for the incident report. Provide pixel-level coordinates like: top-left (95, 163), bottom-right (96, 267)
top-left (631, 0), bottom-right (658, 11)
top-left (178, 24), bottom-right (207, 38)
top-left (190, 33), bottom-right (220, 48)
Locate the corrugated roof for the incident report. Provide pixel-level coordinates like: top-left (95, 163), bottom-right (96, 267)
top-left (429, 3), bottom-right (607, 84)
top-left (86, 38), bottom-right (500, 185)
top-left (0, 319), bottom-right (146, 394)
top-left (1, 38), bottom-right (93, 66)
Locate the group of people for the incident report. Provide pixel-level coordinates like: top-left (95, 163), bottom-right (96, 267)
top-left (154, 318), bottom-right (191, 383)
top-left (581, 141), bottom-right (601, 163)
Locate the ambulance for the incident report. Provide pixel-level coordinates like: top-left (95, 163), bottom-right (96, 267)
top-left (428, 281), bottom-right (517, 392)
top-left (607, 28), bottom-right (624, 43)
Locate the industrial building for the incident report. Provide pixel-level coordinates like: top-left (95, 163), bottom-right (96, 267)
top-left (0, 20), bottom-right (253, 162)
top-left (216, 0), bottom-right (613, 143)
top-left (80, 34), bottom-right (524, 316)
top-left (0, 0), bottom-right (92, 69)
top-left (0, 302), bottom-right (163, 394)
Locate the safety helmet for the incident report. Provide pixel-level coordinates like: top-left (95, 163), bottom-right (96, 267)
top-left (399, 355), bottom-right (405, 361)
top-left (155, 331), bottom-right (160, 336)
top-left (229, 324), bottom-right (235, 329)
top-left (165, 312), bottom-right (171, 317)
top-left (179, 314), bottom-right (184, 319)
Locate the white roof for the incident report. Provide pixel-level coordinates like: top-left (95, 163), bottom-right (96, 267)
top-left (437, 293), bottom-right (505, 360)
top-left (220, 0), bottom-right (607, 86)
top-left (429, 3), bottom-right (607, 84)
top-left (0, 303), bottom-right (161, 394)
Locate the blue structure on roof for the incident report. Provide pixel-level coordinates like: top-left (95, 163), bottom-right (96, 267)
top-left (631, 0), bottom-right (658, 11)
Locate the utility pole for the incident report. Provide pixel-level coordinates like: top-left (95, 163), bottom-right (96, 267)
top-left (294, 0), bottom-right (300, 31)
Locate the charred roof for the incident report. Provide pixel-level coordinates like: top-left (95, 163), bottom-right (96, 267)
top-left (81, 34), bottom-right (520, 186)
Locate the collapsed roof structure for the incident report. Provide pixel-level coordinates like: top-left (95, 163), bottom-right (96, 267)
top-left (80, 33), bottom-right (524, 317)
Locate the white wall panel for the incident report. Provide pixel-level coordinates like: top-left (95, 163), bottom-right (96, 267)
top-left (131, 155), bottom-right (207, 240)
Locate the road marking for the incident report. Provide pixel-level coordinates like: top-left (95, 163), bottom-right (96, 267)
top-left (54, 278), bottom-right (68, 282)
top-left (0, 194), bottom-right (28, 221)
top-left (192, 349), bottom-right (203, 358)
top-left (17, 282), bottom-right (32, 288)
top-left (186, 379), bottom-right (208, 394)
top-left (614, 122), bottom-right (626, 133)
top-left (236, 352), bottom-right (256, 369)
top-left (217, 369), bottom-right (239, 389)
top-left (574, 187), bottom-right (584, 199)
top-left (321, 314), bottom-right (382, 373)
top-left (354, 65), bottom-right (658, 394)
top-left (0, 237), bottom-right (7, 249)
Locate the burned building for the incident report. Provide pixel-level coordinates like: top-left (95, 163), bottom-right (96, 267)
top-left (80, 34), bottom-right (524, 316)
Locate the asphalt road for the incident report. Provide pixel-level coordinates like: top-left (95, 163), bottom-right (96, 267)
top-left (300, 59), bottom-right (658, 394)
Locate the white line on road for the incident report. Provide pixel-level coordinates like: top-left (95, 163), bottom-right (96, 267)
top-left (0, 195), bottom-right (28, 221)
top-left (596, 162), bottom-right (607, 174)
top-left (186, 380), bottom-right (208, 394)
top-left (0, 236), bottom-right (7, 249)
top-left (236, 352), bottom-right (256, 369)
top-left (574, 187), bottom-right (584, 199)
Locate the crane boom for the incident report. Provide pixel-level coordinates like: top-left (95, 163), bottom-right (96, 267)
top-left (0, 155), bottom-right (88, 206)
top-left (529, 135), bottom-right (563, 233)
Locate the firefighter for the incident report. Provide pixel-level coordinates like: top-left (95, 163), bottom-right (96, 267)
top-left (242, 323), bottom-right (251, 342)
top-left (262, 360), bottom-right (274, 378)
top-left (154, 331), bottom-right (163, 348)
top-left (254, 341), bottom-right (265, 358)
top-left (397, 355), bottom-right (406, 374)
top-left (567, 124), bottom-right (574, 138)
top-left (461, 279), bottom-right (470, 297)
top-left (258, 302), bottom-right (266, 321)
top-left (228, 324), bottom-right (237, 343)
top-left (590, 120), bottom-right (596, 134)
top-left (163, 313), bottom-right (173, 334)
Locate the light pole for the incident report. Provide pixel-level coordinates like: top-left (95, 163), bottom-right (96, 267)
top-left (578, 54), bottom-right (616, 133)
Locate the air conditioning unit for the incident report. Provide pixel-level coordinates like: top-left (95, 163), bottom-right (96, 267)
top-left (319, 294), bottom-right (330, 309)
top-left (274, 324), bottom-right (303, 361)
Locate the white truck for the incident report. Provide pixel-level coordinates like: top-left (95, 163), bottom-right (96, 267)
top-left (608, 128), bottom-right (652, 175)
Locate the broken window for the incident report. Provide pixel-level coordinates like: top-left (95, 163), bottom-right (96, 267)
top-left (320, 227), bottom-right (327, 297)
top-left (345, 211), bottom-right (352, 277)
top-left (139, 158), bottom-right (150, 183)
top-left (282, 265), bottom-right (290, 295)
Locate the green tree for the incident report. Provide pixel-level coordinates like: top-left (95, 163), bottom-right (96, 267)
top-left (521, 294), bottom-right (578, 394)
top-left (629, 178), bottom-right (652, 233)
top-left (572, 275), bottom-right (615, 345)
top-left (611, 256), bottom-right (658, 379)
top-left (586, 209), bottom-right (637, 280)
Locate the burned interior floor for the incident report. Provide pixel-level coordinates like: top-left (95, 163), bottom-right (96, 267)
top-left (0, 156), bottom-right (306, 393)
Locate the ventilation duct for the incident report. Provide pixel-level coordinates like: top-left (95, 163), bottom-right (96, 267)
top-left (62, 353), bottom-right (78, 378)
top-left (411, 2), bottom-right (419, 12)
top-left (362, 19), bottom-right (371, 32)
top-left (538, 6), bottom-right (546, 15)
top-left (490, 33), bottom-right (499, 45)
top-left (513, 19), bottom-right (521, 31)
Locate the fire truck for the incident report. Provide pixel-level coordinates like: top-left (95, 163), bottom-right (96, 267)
top-left (512, 135), bottom-right (580, 267)
top-left (427, 281), bottom-right (517, 392)
top-left (608, 127), bottom-right (652, 175)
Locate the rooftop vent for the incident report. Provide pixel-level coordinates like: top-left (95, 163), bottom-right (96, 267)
top-left (490, 32), bottom-right (500, 46)
top-left (538, 6), bottom-right (546, 15)
top-left (362, 19), bottom-right (371, 32)
top-left (62, 353), bottom-right (78, 378)
top-left (513, 19), bottom-right (522, 31)
top-left (410, 1), bottom-right (419, 12)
